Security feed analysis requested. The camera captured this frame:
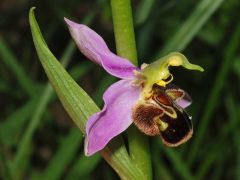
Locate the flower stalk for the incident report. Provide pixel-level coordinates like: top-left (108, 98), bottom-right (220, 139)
top-left (110, 0), bottom-right (138, 66)
top-left (110, 0), bottom-right (152, 179)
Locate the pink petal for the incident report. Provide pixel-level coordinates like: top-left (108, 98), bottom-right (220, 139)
top-left (176, 95), bottom-right (192, 109)
top-left (64, 18), bottom-right (139, 79)
top-left (85, 80), bottom-right (140, 156)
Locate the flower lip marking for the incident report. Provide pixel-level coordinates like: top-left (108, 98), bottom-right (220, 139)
top-left (65, 19), bottom-right (203, 155)
top-left (132, 84), bottom-right (193, 146)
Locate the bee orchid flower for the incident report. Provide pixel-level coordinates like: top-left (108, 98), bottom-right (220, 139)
top-left (65, 18), bottom-right (204, 156)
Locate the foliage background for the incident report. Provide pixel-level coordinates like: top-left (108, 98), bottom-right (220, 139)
top-left (0, 0), bottom-right (240, 179)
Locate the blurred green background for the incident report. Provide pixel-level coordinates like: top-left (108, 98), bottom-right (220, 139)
top-left (0, 0), bottom-right (240, 179)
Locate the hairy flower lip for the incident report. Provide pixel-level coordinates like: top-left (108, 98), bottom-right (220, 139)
top-left (65, 19), bottom-right (203, 156)
top-left (132, 103), bottom-right (163, 136)
top-left (132, 83), bottom-right (194, 145)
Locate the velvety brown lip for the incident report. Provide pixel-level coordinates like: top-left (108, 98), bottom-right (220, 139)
top-left (132, 83), bottom-right (193, 147)
top-left (132, 103), bottom-right (163, 136)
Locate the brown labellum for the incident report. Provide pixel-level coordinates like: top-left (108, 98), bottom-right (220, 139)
top-left (160, 108), bottom-right (193, 146)
top-left (132, 103), bottom-right (163, 136)
top-left (132, 84), bottom-right (193, 147)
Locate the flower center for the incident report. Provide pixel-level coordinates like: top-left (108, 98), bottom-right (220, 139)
top-left (133, 52), bottom-right (204, 100)
top-left (156, 73), bottom-right (173, 87)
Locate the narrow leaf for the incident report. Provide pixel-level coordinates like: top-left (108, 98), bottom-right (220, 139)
top-left (0, 37), bottom-right (37, 97)
top-left (39, 129), bottom-right (83, 180)
top-left (156, 0), bottom-right (224, 56)
top-left (188, 23), bottom-right (240, 165)
top-left (0, 98), bottom-right (38, 145)
top-left (66, 153), bottom-right (101, 179)
top-left (29, 7), bottom-right (144, 179)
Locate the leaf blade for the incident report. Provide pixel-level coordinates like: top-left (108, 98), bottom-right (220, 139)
top-left (29, 7), bottom-right (144, 179)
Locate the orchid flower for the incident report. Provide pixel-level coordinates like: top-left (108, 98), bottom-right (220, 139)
top-left (65, 18), bottom-right (204, 156)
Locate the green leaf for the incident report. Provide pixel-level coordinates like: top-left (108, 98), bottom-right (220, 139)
top-left (29, 7), bottom-right (98, 132)
top-left (187, 23), bottom-right (240, 166)
top-left (135, 0), bottom-right (155, 26)
top-left (156, 0), bottom-right (225, 56)
top-left (163, 148), bottom-right (194, 180)
top-left (0, 38), bottom-right (37, 97)
top-left (66, 153), bottom-right (101, 179)
top-left (39, 128), bottom-right (83, 180)
top-left (0, 97), bottom-right (38, 145)
top-left (10, 40), bottom-right (76, 178)
top-left (29, 7), bottom-right (144, 179)
top-left (0, 141), bottom-right (13, 180)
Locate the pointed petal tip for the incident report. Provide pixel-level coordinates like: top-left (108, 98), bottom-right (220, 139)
top-left (84, 141), bottom-right (102, 156)
top-left (84, 139), bottom-right (94, 156)
top-left (64, 17), bottom-right (74, 26)
top-left (84, 137), bottom-right (102, 156)
top-left (84, 151), bottom-right (92, 157)
top-left (64, 17), bottom-right (87, 30)
top-left (85, 152), bottom-right (92, 156)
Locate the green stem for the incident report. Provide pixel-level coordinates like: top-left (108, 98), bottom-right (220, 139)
top-left (110, 0), bottom-right (152, 179)
top-left (110, 0), bottom-right (138, 66)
